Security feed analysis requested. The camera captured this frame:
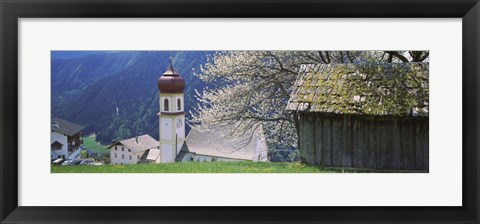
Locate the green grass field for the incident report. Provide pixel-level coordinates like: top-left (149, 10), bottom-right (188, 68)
top-left (82, 134), bottom-right (107, 154)
top-left (51, 161), bottom-right (341, 173)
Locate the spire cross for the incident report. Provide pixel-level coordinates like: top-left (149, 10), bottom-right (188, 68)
top-left (169, 57), bottom-right (175, 73)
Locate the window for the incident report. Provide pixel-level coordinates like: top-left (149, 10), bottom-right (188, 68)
top-left (129, 155), bottom-right (132, 160)
top-left (115, 153), bottom-right (117, 158)
top-left (164, 99), bottom-right (169, 111)
top-left (51, 141), bottom-right (62, 150)
top-left (177, 98), bottom-right (181, 111)
top-left (122, 154), bottom-right (125, 159)
top-left (122, 147), bottom-right (124, 151)
top-left (115, 146), bottom-right (117, 150)
top-left (128, 149), bottom-right (131, 152)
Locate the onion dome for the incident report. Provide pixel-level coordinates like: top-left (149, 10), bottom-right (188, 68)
top-left (157, 58), bottom-right (185, 93)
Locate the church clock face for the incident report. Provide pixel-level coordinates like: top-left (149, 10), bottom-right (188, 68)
top-left (176, 118), bottom-right (183, 128)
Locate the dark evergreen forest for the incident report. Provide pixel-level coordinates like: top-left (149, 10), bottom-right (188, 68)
top-left (51, 51), bottom-right (213, 144)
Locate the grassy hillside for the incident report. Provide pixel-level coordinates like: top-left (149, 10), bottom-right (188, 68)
top-left (82, 134), bottom-right (108, 154)
top-left (51, 161), bottom-right (338, 173)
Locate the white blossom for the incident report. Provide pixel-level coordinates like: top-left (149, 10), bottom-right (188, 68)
top-left (189, 51), bottom-right (429, 159)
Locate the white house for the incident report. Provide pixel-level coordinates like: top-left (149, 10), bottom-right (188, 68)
top-left (51, 118), bottom-right (85, 160)
top-left (108, 134), bottom-right (159, 165)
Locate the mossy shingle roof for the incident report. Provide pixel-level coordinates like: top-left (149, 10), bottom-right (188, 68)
top-left (286, 63), bottom-right (429, 116)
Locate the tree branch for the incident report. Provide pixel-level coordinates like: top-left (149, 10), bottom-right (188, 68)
top-left (385, 51), bottom-right (409, 62)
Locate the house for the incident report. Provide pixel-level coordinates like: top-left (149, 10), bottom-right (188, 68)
top-left (108, 134), bottom-right (159, 165)
top-left (176, 126), bottom-right (269, 162)
top-left (51, 118), bottom-right (85, 160)
top-left (286, 63), bottom-right (429, 171)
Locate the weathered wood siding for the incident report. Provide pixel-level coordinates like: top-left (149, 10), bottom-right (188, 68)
top-left (299, 113), bottom-right (428, 171)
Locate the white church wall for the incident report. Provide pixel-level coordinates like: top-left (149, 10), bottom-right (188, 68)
top-left (176, 143), bottom-right (183, 156)
top-left (175, 117), bottom-right (184, 130)
top-left (160, 117), bottom-right (173, 140)
top-left (159, 91), bottom-right (185, 163)
top-left (160, 144), bottom-right (175, 163)
top-left (175, 116), bottom-right (185, 139)
top-left (174, 118), bottom-right (185, 155)
top-left (191, 154), bottom-right (245, 162)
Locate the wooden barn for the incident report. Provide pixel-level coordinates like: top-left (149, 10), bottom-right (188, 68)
top-left (286, 63), bottom-right (429, 171)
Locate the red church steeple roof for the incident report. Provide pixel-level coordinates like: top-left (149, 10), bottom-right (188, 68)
top-left (157, 57), bottom-right (185, 93)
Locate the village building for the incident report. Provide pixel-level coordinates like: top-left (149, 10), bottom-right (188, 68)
top-left (51, 118), bottom-right (85, 160)
top-left (156, 59), bottom-right (269, 163)
top-left (108, 134), bottom-right (159, 165)
top-left (286, 63), bottom-right (429, 171)
top-left (176, 126), bottom-right (269, 162)
top-left (157, 59), bottom-right (186, 163)
top-left (109, 59), bottom-right (269, 165)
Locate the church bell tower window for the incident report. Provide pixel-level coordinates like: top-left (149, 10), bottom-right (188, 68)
top-left (164, 99), bottom-right (169, 111)
top-left (177, 99), bottom-right (181, 111)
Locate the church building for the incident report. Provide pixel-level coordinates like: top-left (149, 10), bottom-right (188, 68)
top-left (156, 59), bottom-right (268, 163)
top-left (157, 59), bottom-right (186, 163)
top-left (109, 59), bottom-right (267, 164)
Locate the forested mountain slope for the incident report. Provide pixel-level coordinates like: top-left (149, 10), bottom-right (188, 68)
top-left (51, 51), bottom-right (213, 144)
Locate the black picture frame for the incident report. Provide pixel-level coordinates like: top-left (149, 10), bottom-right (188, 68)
top-left (1, 0), bottom-right (479, 223)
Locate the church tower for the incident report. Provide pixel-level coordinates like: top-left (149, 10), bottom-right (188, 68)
top-left (157, 58), bottom-right (185, 163)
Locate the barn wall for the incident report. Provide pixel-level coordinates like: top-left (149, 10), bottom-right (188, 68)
top-left (299, 113), bottom-right (429, 171)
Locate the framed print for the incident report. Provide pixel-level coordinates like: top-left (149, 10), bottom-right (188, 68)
top-left (1, 0), bottom-right (479, 223)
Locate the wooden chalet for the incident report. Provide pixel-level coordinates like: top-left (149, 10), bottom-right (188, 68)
top-left (286, 63), bottom-right (429, 171)
top-left (51, 117), bottom-right (85, 160)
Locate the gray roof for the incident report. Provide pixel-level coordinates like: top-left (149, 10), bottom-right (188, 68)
top-left (108, 134), bottom-right (159, 153)
top-left (51, 141), bottom-right (63, 148)
top-left (175, 143), bottom-right (190, 162)
top-left (51, 118), bottom-right (85, 136)
top-left (51, 140), bottom-right (63, 146)
top-left (183, 126), bottom-right (268, 161)
top-left (286, 63), bottom-right (429, 116)
top-left (144, 148), bottom-right (160, 161)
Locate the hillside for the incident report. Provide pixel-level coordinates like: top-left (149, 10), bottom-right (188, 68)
top-left (51, 51), bottom-right (213, 144)
top-left (51, 52), bottom-right (144, 116)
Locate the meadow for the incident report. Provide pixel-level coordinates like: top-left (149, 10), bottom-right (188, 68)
top-left (51, 161), bottom-right (340, 173)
